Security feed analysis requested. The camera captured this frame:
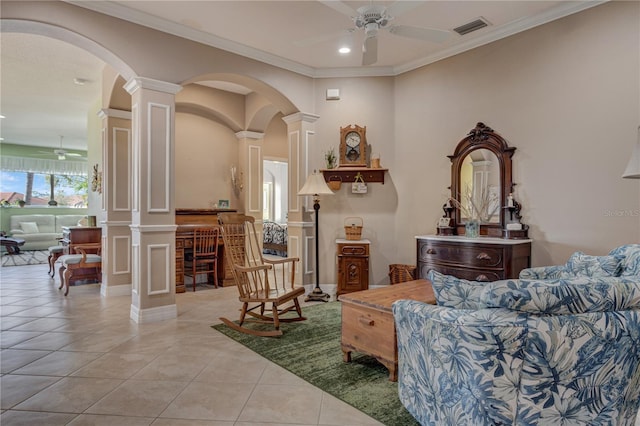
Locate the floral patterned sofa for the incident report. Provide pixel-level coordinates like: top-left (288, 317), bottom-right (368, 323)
top-left (393, 266), bottom-right (640, 426)
top-left (519, 243), bottom-right (640, 280)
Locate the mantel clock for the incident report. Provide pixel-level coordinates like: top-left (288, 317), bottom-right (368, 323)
top-left (339, 124), bottom-right (367, 167)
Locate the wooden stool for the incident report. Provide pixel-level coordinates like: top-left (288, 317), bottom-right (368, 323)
top-left (48, 245), bottom-right (64, 277)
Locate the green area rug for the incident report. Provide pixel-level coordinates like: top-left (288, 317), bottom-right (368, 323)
top-left (1, 250), bottom-right (49, 267)
top-left (212, 302), bottom-right (419, 426)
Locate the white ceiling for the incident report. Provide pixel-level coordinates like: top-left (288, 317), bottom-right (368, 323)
top-left (0, 0), bottom-right (603, 150)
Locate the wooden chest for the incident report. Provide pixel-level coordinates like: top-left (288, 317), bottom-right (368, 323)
top-left (339, 279), bottom-right (436, 381)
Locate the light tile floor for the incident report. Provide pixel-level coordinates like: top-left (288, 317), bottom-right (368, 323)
top-left (0, 263), bottom-right (383, 426)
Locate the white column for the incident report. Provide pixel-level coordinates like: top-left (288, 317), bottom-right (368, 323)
top-left (234, 130), bottom-right (265, 220)
top-left (124, 77), bottom-right (182, 323)
top-left (282, 112), bottom-right (319, 288)
top-left (97, 108), bottom-right (133, 297)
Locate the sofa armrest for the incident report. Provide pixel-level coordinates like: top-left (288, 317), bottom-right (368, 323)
top-left (9, 229), bottom-right (24, 235)
top-left (392, 299), bottom-right (527, 426)
top-left (518, 265), bottom-right (566, 279)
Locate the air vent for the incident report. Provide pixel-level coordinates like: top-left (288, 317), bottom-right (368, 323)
top-left (453, 18), bottom-right (489, 36)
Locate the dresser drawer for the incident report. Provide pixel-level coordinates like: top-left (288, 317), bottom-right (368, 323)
top-left (338, 243), bottom-right (369, 256)
top-left (418, 240), bottom-right (504, 268)
top-left (418, 262), bottom-right (502, 282)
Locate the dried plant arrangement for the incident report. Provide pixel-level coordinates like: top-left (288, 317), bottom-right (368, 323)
top-left (450, 184), bottom-right (500, 223)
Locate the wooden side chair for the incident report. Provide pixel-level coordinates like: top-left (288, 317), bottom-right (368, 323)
top-left (58, 243), bottom-right (102, 296)
top-left (217, 213), bottom-right (306, 336)
top-left (184, 227), bottom-right (220, 291)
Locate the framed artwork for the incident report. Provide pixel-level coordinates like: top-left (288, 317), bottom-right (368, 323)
top-left (218, 199), bottom-right (230, 209)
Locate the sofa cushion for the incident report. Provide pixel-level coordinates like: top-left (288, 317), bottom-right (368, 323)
top-left (427, 270), bottom-right (489, 309)
top-left (19, 222), bottom-right (40, 234)
top-left (565, 251), bottom-right (624, 277)
top-left (10, 214), bottom-right (56, 234)
top-left (483, 277), bottom-right (640, 314)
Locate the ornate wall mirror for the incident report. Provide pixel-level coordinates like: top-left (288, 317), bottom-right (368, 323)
top-left (446, 122), bottom-right (527, 238)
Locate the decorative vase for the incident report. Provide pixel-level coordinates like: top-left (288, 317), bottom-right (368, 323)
top-left (465, 219), bottom-right (480, 238)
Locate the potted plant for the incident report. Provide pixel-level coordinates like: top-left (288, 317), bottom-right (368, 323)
top-left (17, 199), bottom-right (25, 208)
top-left (325, 147), bottom-right (337, 169)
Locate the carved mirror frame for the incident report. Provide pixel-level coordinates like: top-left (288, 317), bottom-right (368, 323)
top-left (448, 122), bottom-right (516, 238)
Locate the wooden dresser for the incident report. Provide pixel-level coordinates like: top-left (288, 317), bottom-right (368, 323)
top-left (175, 208), bottom-right (237, 293)
top-left (416, 235), bottom-right (532, 282)
top-left (61, 226), bottom-right (102, 255)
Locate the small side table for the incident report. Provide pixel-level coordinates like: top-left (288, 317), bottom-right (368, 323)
top-left (1, 237), bottom-right (26, 255)
top-left (336, 238), bottom-right (370, 296)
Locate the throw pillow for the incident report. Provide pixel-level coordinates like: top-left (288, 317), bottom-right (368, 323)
top-left (20, 222), bottom-right (39, 234)
top-left (427, 270), bottom-right (488, 309)
top-left (566, 251), bottom-right (624, 277)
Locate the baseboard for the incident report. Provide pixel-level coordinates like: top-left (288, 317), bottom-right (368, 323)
top-left (101, 283), bottom-right (132, 297)
top-left (130, 303), bottom-right (177, 323)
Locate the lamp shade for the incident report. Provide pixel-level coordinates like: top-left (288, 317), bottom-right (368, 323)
top-left (298, 171), bottom-right (334, 196)
top-left (622, 126), bottom-right (640, 179)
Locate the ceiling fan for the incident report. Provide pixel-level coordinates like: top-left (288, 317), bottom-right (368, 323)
top-left (37, 136), bottom-right (85, 161)
top-left (319, 1), bottom-right (452, 66)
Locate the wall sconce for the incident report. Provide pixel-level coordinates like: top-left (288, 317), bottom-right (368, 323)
top-left (231, 165), bottom-right (243, 192)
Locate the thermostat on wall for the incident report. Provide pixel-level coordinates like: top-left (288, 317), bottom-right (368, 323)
top-left (326, 89), bottom-right (340, 100)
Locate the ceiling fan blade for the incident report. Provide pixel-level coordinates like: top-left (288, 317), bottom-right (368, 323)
top-left (318, 0), bottom-right (358, 18)
top-left (386, 1), bottom-right (426, 18)
top-left (388, 24), bottom-right (451, 43)
top-left (362, 36), bottom-right (378, 66)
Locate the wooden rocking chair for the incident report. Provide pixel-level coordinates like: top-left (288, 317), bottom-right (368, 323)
top-left (217, 213), bottom-right (306, 337)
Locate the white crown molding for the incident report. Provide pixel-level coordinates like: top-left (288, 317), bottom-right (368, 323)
top-left (67, 0), bottom-right (606, 79)
top-left (66, 0), bottom-right (316, 78)
top-left (98, 108), bottom-right (132, 120)
top-left (282, 112), bottom-right (320, 125)
top-left (235, 131), bottom-right (265, 140)
top-left (124, 77), bottom-right (182, 95)
top-left (393, 0), bottom-right (608, 75)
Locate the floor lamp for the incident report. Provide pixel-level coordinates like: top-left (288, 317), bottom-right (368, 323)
top-left (298, 170), bottom-right (334, 302)
top-left (622, 126), bottom-right (640, 179)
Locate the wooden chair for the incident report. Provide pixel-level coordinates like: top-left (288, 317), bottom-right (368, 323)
top-left (184, 227), bottom-right (220, 291)
top-left (217, 213), bottom-right (306, 336)
top-left (58, 243), bottom-right (102, 296)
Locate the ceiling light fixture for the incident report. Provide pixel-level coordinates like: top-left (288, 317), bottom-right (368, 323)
top-left (73, 77), bottom-right (89, 86)
top-left (338, 46), bottom-right (351, 54)
top-left (338, 29), bottom-right (354, 55)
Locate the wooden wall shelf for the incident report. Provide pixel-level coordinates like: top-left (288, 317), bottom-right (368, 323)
top-left (321, 168), bottom-right (388, 185)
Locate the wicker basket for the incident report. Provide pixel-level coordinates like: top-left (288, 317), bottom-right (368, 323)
top-left (344, 217), bottom-right (363, 240)
top-left (328, 175), bottom-right (342, 190)
top-left (388, 264), bottom-right (417, 285)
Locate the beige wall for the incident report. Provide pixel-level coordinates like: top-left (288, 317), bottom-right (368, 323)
top-left (174, 112), bottom-right (240, 210)
top-left (3, 0), bottom-right (638, 288)
top-left (391, 0), bottom-right (639, 267)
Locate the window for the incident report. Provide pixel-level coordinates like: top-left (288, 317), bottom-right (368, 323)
top-left (0, 170), bottom-right (88, 207)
